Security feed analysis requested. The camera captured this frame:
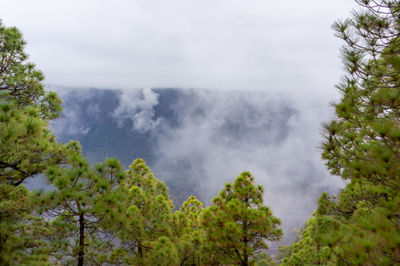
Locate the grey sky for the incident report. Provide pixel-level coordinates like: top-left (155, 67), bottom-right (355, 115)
top-left (1, 0), bottom-right (354, 96)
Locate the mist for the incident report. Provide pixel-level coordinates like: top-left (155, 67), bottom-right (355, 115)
top-left (48, 86), bottom-right (345, 245)
top-left (150, 89), bottom-right (344, 242)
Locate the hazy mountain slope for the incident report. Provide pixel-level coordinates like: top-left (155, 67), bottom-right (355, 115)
top-left (46, 87), bottom-right (343, 244)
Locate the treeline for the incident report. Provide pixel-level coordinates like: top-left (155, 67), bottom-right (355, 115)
top-left (1, 0), bottom-right (400, 265)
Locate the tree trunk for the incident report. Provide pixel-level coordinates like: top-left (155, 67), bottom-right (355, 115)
top-left (78, 213), bottom-right (85, 266)
top-left (138, 241), bottom-right (143, 266)
top-left (242, 219), bottom-right (248, 266)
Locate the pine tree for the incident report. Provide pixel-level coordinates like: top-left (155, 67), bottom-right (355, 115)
top-left (283, 0), bottom-right (400, 264)
top-left (323, 0), bottom-right (400, 194)
top-left (320, 0), bottom-right (400, 263)
top-left (0, 21), bottom-right (65, 263)
top-left (0, 20), bottom-right (62, 119)
top-left (0, 183), bottom-right (52, 264)
top-left (0, 20), bottom-right (64, 187)
top-left (148, 236), bottom-right (178, 266)
top-left (0, 103), bottom-right (65, 186)
top-left (253, 252), bottom-right (278, 266)
top-left (171, 196), bottom-right (204, 265)
top-left (116, 158), bottom-right (174, 264)
top-left (201, 171), bottom-right (282, 266)
top-left (41, 143), bottom-right (126, 265)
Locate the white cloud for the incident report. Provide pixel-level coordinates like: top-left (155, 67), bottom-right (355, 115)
top-left (48, 85), bottom-right (345, 243)
top-left (148, 89), bottom-right (344, 241)
top-left (113, 88), bottom-right (164, 132)
top-left (48, 86), bottom-right (99, 136)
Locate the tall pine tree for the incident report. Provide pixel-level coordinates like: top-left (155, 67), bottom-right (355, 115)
top-left (116, 159), bottom-right (174, 265)
top-left (282, 1), bottom-right (400, 264)
top-left (41, 144), bottom-right (126, 265)
top-left (0, 20), bottom-right (65, 264)
top-left (202, 171), bottom-right (282, 266)
top-left (171, 196), bottom-right (204, 265)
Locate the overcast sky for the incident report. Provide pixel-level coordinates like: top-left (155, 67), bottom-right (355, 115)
top-left (1, 0), bottom-right (355, 96)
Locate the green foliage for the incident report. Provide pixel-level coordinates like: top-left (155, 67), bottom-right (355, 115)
top-left (0, 20), bottom-right (62, 119)
top-left (253, 252), bottom-right (278, 266)
top-left (171, 196), bottom-right (204, 265)
top-left (114, 158), bottom-right (174, 264)
top-left (283, 1), bottom-right (400, 264)
top-left (0, 103), bottom-right (65, 186)
top-left (148, 236), bottom-right (178, 266)
top-left (41, 145), bottom-right (126, 265)
top-left (0, 20), bottom-right (65, 264)
top-left (0, 184), bottom-right (53, 265)
top-left (201, 171), bottom-right (282, 265)
top-left (281, 216), bottom-right (338, 265)
top-left (0, 21), bottom-right (65, 187)
top-left (323, 0), bottom-right (400, 184)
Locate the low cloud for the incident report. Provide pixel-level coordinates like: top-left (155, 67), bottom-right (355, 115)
top-left (48, 86), bottom-right (345, 245)
top-left (113, 88), bottom-right (164, 133)
top-left (135, 89), bottom-right (344, 242)
top-left (49, 86), bottom-right (101, 137)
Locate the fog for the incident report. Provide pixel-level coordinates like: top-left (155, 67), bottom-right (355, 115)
top-left (47, 86), bottom-right (345, 245)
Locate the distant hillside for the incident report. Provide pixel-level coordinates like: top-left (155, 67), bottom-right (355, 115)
top-left (52, 88), bottom-right (198, 201)
top-left (44, 87), bottom-right (342, 245)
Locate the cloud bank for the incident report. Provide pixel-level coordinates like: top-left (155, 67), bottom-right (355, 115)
top-left (49, 86), bottom-right (345, 245)
top-left (1, 0), bottom-right (354, 98)
top-left (148, 89), bottom-right (344, 242)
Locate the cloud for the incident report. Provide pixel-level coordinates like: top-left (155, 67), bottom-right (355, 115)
top-left (46, 86), bottom-right (344, 245)
top-left (0, 0), bottom-right (355, 98)
top-left (112, 88), bottom-right (164, 132)
top-left (50, 102), bottom-right (89, 137)
top-left (49, 86), bottom-right (103, 137)
top-left (146, 89), bottom-right (344, 243)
